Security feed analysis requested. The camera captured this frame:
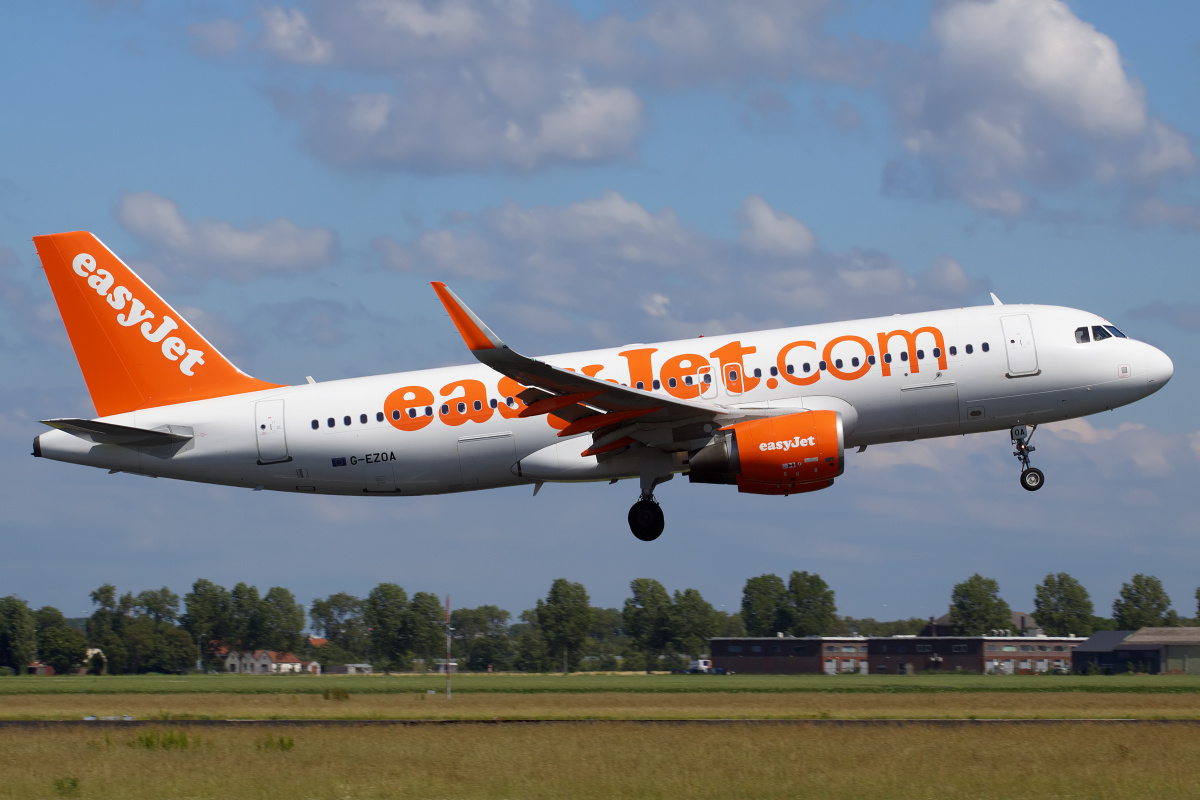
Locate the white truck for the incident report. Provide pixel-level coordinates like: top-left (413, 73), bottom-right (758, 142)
top-left (687, 659), bottom-right (714, 674)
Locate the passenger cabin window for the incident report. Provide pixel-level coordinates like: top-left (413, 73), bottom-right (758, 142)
top-left (376, 412), bottom-right (384, 422)
top-left (949, 346), bottom-right (957, 356)
top-left (360, 414), bottom-right (368, 424)
top-left (343, 416), bottom-right (351, 426)
top-left (311, 420), bottom-right (319, 430)
top-left (981, 342), bottom-right (990, 352)
top-left (753, 368), bottom-right (762, 378)
top-left (965, 344), bottom-right (973, 354)
top-left (1075, 327), bottom-right (1090, 343)
top-left (1092, 325), bottom-right (1112, 341)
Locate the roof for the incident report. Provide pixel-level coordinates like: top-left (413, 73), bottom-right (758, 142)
top-left (1072, 631), bottom-right (1135, 653)
top-left (1118, 628), bottom-right (1200, 647)
top-left (308, 637), bottom-right (328, 647)
top-left (933, 610), bottom-right (1041, 630)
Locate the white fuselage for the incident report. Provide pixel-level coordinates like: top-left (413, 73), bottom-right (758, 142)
top-left (35, 304), bottom-right (1173, 496)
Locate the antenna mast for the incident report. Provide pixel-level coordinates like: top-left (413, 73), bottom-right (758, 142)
top-left (445, 595), bottom-right (452, 700)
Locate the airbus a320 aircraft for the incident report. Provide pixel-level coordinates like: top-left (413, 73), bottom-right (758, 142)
top-left (31, 231), bottom-right (1173, 541)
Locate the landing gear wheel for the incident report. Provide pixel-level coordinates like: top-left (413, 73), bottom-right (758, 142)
top-left (1020, 467), bottom-right (1044, 492)
top-left (628, 499), bottom-right (665, 541)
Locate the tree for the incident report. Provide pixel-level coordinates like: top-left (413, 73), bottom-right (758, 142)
top-left (0, 596), bottom-right (36, 673)
top-left (1033, 573), bottom-right (1094, 636)
top-left (364, 583), bottom-right (410, 668)
top-left (717, 611), bottom-right (746, 638)
top-left (181, 579), bottom-right (233, 669)
top-left (537, 579), bottom-right (593, 673)
top-left (670, 589), bottom-right (719, 659)
top-left (310, 593), bottom-right (369, 660)
top-left (950, 575), bottom-right (1011, 636)
top-left (34, 606), bottom-right (87, 675)
top-left (785, 571), bottom-right (837, 636)
top-left (741, 574), bottom-right (788, 637)
top-left (229, 583), bottom-right (268, 651)
top-left (121, 616), bottom-right (198, 674)
top-left (135, 587), bottom-right (180, 624)
top-left (261, 587), bottom-right (306, 654)
top-left (451, 605), bottom-right (512, 671)
top-left (1113, 574), bottom-right (1178, 629)
top-left (405, 592), bottom-right (445, 666)
top-left (512, 623), bottom-right (551, 672)
top-left (623, 579), bottom-right (674, 670)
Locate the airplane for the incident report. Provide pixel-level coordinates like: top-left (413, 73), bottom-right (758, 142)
top-left (30, 231), bottom-right (1173, 541)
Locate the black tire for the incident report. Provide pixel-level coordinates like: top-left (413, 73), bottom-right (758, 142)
top-left (628, 499), bottom-right (665, 541)
top-left (1020, 467), bottom-right (1044, 492)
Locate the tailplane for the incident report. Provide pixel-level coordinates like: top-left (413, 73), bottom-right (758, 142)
top-left (33, 231), bottom-right (282, 416)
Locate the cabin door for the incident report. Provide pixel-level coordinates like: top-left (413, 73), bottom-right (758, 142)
top-left (255, 400), bottom-right (290, 464)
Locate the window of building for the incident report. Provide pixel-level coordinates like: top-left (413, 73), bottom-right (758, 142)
top-left (792, 646), bottom-right (806, 654)
top-left (1002, 645), bottom-right (1017, 652)
top-left (825, 645), bottom-right (837, 653)
top-left (952, 644), bottom-right (967, 653)
top-left (916, 644), bottom-right (932, 653)
top-left (842, 646), bottom-right (858, 653)
top-left (1053, 646), bottom-right (1065, 652)
top-left (729, 645), bottom-right (741, 654)
top-left (1020, 645), bottom-right (1034, 652)
top-left (311, 420), bottom-right (319, 430)
top-left (986, 644), bottom-right (999, 651)
top-left (771, 645), bottom-right (781, 653)
top-left (750, 645), bottom-right (762, 653)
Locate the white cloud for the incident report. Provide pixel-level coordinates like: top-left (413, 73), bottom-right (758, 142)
top-left (738, 195), bottom-right (817, 258)
top-left (374, 192), bottom-right (989, 348)
top-left (117, 192), bottom-right (338, 281)
top-left (260, 7), bottom-right (333, 65)
top-left (886, 0), bottom-right (1195, 215)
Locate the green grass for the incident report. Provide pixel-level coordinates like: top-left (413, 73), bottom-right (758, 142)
top-left (3, 672), bottom-right (1200, 695)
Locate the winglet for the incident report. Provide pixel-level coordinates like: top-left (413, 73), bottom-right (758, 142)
top-left (431, 283), bottom-right (503, 351)
top-left (990, 292), bottom-right (1003, 306)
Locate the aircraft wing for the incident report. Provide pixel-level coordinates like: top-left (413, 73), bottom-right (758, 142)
top-left (41, 418), bottom-right (193, 447)
top-left (431, 283), bottom-right (725, 441)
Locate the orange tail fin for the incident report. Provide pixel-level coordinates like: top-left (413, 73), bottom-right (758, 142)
top-left (34, 231), bottom-right (282, 416)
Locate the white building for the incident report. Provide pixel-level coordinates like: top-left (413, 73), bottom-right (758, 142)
top-left (223, 650), bottom-right (320, 674)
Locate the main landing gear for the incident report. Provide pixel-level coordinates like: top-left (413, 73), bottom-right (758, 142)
top-left (1011, 424), bottom-right (1044, 492)
top-left (628, 473), bottom-right (671, 541)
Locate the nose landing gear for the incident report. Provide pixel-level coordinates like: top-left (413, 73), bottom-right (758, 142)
top-left (1011, 425), bottom-right (1044, 492)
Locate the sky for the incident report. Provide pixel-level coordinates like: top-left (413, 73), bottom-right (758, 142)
top-left (1, 0), bottom-right (1198, 626)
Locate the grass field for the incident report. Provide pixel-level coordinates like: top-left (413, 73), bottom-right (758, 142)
top-left (4, 722), bottom-right (1199, 799)
top-left (5, 672), bottom-right (1200, 695)
top-left (3, 673), bottom-right (1200, 721)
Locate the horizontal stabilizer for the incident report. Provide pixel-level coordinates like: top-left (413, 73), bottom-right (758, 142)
top-left (41, 418), bottom-right (193, 448)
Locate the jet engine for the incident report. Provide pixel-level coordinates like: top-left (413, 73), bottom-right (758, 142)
top-left (688, 410), bottom-right (844, 495)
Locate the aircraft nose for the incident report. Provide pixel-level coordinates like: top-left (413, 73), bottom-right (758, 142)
top-left (1144, 345), bottom-right (1174, 388)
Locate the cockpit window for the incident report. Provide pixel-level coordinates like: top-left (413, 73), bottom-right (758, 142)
top-left (1092, 325), bottom-right (1112, 341)
top-left (1075, 327), bottom-right (1090, 343)
top-left (1104, 325), bottom-right (1127, 338)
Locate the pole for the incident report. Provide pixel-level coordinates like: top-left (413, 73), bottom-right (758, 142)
top-left (445, 595), bottom-right (452, 700)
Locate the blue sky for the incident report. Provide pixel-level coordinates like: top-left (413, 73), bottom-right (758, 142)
top-left (1, 0), bottom-right (1197, 625)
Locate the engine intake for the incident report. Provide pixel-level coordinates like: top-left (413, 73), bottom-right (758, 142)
top-left (688, 410), bottom-right (844, 496)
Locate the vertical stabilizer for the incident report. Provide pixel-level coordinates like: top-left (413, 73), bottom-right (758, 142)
top-left (33, 231), bottom-right (282, 416)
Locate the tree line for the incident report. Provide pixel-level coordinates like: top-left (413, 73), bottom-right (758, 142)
top-left (0, 571), bottom-right (1195, 674)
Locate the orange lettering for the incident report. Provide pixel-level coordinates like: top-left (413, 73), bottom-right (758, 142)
top-left (709, 340), bottom-right (760, 394)
top-left (384, 385), bottom-right (435, 432)
top-left (823, 335), bottom-right (874, 381)
top-left (659, 353), bottom-right (708, 399)
top-left (619, 347), bottom-right (658, 390)
top-left (439, 379), bottom-right (493, 426)
top-left (876, 327), bottom-right (947, 377)
top-left (776, 341), bottom-right (820, 386)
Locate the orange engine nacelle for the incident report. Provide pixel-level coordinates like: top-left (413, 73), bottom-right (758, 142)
top-left (687, 410), bottom-right (844, 496)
